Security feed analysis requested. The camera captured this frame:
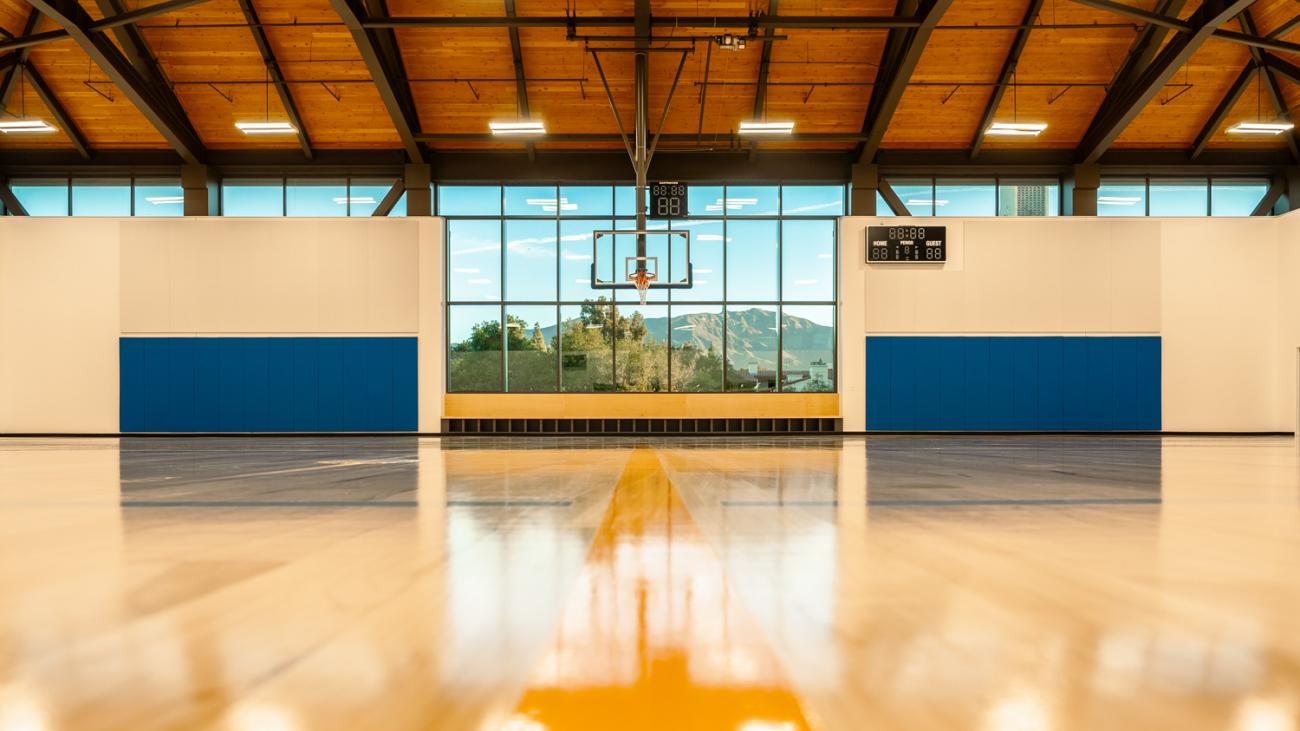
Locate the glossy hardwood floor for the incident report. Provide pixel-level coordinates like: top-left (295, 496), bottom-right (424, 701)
top-left (0, 435), bottom-right (1297, 730)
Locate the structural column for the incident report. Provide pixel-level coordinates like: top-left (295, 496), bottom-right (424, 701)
top-left (849, 162), bottom-right (879, 216)
top-left (181, 164), bottom-right (218, 216)
top-left (404, 164), bottom-right (432, 216)
top-left (1283, 166), bottom-right (1300, 213)
top-left (1065, 163), bottom-right (1100, 216)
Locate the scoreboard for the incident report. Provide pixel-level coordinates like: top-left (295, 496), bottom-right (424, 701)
top-left (649, 182), bottom-right (687, 219)
top-left (867, 226), bottom-right (946, 263)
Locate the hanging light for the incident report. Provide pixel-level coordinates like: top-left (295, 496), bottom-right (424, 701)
top-left (1229, 68), bottom-right (1294, 135)
top-left (236, 69), bottom-right (296, 135)
top-left (986, 72), bottom-right (1047, 138)
top-left (0, 66), bottom-right (55, 133)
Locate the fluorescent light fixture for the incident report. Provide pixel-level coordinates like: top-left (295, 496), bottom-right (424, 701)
top-left (738, 120), bottom-right (794, 135)
top-left (986, 121), bottom-right (1048, 137)
top-left (236, 120), bottom-right (297, 134)
top-left (145, 195), bottom-right (184, 205)
top-left (0, 119), bottom-right (55, 133)
top-left (1098, 196), bottom-right (1140, 206)
top-left (1228, 121), bottom-right (1295, 135)
top-left (332, 196), bottom-right (376, 205)
top-left (907, 199), bottom-right (949, 207)
top-left (490, 120), bottom-right (546, 136)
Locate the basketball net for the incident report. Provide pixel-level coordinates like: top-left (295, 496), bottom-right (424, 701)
top-left (630, 270), bottom-right (656, 306)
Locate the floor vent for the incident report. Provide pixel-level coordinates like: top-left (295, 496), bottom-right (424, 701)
top-left (441, 417), bottom-right (842, 435)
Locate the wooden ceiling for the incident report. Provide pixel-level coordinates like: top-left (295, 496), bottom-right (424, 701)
top-left (0, 0), bottom-right (1298, 160)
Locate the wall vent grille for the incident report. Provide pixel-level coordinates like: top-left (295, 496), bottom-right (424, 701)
top-left (441, 418), bottom-right (841, 435)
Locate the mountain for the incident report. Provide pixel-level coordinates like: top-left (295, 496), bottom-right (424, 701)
top-left (537, 306), bottom-right (831, 371)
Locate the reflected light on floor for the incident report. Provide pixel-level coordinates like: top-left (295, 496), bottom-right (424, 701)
top-left (228, 703), bottom-right (300, 731)
top-left (0, 686), bottom-right (47, 731)
top-left (1235, 697), bottom-right (1296, 731)
top-left (737, 722), bottom-right (800, 731)
top-left (983, 691), bottom-right (1050, 731)
top-left (499, 716), bottom-right (548, 731)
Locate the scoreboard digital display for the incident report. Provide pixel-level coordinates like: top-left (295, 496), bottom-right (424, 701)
top-left (649, 182), bottom-right (687, 219)
top-left (867, 225), bottom-right (946, 263)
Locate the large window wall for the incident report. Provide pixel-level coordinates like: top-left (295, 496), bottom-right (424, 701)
top-left (221, 177), bottom-right (405, 216)
top-left (1097, 177), bottom-right (1271, 216)
top-left (10, 177), bottom-right (185, 216)
top-left (881, 177), bottom-right (1062, 216)
top-left (445, 184), bottom-right (841, 394)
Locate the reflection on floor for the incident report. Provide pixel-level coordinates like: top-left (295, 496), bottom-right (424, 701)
top-left (0, 435), bottom-right (1297, 730)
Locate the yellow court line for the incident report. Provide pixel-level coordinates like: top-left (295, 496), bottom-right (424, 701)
top-left (500, 448), bottom-right (815, 731)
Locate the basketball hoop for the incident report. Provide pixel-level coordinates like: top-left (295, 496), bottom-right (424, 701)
top-left (630, 269), bottom-right (657, 305)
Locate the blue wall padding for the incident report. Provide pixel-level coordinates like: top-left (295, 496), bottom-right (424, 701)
top-left (120, 337), bottom-right (418, 432)
top-left (865, 336), bottom-right (1161, 431)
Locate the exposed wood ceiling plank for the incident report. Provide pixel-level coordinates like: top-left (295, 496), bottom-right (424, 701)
top-left (856, 0), bottom-right (955, 165)
top-left (1069, 0), bottom-right (1300, 55)
top-left (1237, 9), bottom-right (1299, 162)
top-left (1189, 61), bottom-right (1256, 159)
top-left (24, 65), bottom-right (91, 159)
top-left (25, 0), bottom-right (206, 164)
top-left (1075, 0), bottom-right (1256, 164)
top-left (0, 10), bottom-right (43, 110)
top-left (361, 16), bottom-right (922, 30)
top-left (0, 0), bottom-right (212, 54)
top-left (970, 0), bottom-right (1046, 160)
top-left (329, 0), bottom-right (423, 163)
top-left (503, 0), bottom-right (532, 160)
top-left (236, 0), bottom-right (313, 159)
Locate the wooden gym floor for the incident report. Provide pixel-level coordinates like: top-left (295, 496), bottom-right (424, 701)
top-left (0, 435), bottom-right (1297, 730)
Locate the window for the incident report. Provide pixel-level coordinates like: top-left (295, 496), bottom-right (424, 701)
top-left (1212, 179), bottom-right (1270, 216)
top-left (891, 179), bottom-right (934, 216)
top-left (936, 179), bottom-right (995, 216)
top-left (443, 183), bottom-right (837, 393)
top-left (1149, 179), bottom-right (1208, 216)
top-left (782, 185), bottom-right (845, 216)
top-left (448, 305), bottom-right (503, 392)
top-left (998, 179), bottom-right (1060, 216)
top-left (439, 185), bottom-right (500, 216)
top-left (222, 179), bottom-right (284, 216)
top-left (286, 179), bottom-right (347, 216)
top-left (71, 179), bottom-right (130, 216)
top-left (1097, 180), bottom-right (1147, 216)
top-left (781, 305), bottom-right (835, 393)
top-left (345, 180), bottom-right (398, 217)
top-left (447, 219), bottom-right (501, 301)
top-left (11, 179), bottom-right (69, 216)
top-left (133, 179), bottom-right (184, 216)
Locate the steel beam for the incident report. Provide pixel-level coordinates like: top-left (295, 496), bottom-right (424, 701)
top-left (371, 179), bottom-right (404, 216)
top-left (1076, 0), bottom-right (1254, 164)
top-left (416, 132), bottom-right (867, 143)
top-left (1238, 11), bottom-right (1299, 162)
top-left (1070, 0), bottom-right (1300, 55)
top-left (236, 0), bottom-right (312, 159)
top-left (878, 178), bottom-right (910, 215)
top-left (1252, 175), bottom-right (1285, 215)
top-left (0, 11), bottom-right (43, 110)
top-left (970, 0), bottom-right (1045, 159)
top-left (856, 0), bottom-right (955, 165)
top-left (0, 178), bottom-right (27, 215)
top-left (1267, 13), bottom-right (1300, 39)
top-left (329, 0), bottom-right (424, 163)
top-left (749, 0), bottom-right (779, 159)
top-left (360, 15), bottom-right (922, 30)
top-left (26, 0), bottom-right (205, 164)
top-left (503, 0), bottom-right (533, 160)
top-left (0, 0), bottom-right (212, 54)
top-left (1108, 0), bottom-right (1186, 93)
top-left (24, 65), bottom-right (91, 159)
top-left (1190, 62), bottom-right (1255, 160)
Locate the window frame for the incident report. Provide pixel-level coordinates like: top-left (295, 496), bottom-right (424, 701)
top-left (441, 182), bottom-right (840, 395)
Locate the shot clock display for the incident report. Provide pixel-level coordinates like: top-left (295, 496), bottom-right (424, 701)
top-left (867, 225), bottom-right (946, 263)
top-left (649, 182), bottom-right (687, 219)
